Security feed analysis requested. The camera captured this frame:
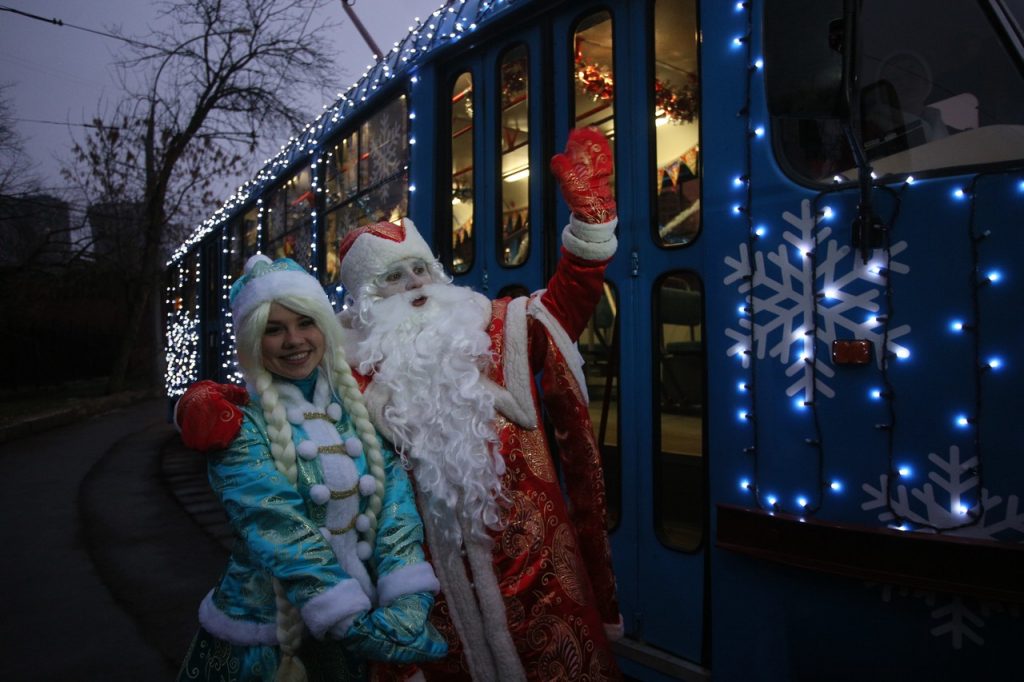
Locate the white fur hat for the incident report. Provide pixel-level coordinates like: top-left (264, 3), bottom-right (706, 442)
top-left (229, 255), bottom-right (330, 323)
top-left (337, 217), bottom-right (435, 296)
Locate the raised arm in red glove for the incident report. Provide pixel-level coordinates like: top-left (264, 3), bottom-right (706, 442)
top-left (174, 380), bottom-right (249, 452)
top-left (549, 127), bottom-right (616, 224)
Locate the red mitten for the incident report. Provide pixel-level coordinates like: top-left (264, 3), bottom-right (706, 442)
top-left (175, 380), bottom-right (249, 452)
top-left (549, 127), bottom-right (616, 224)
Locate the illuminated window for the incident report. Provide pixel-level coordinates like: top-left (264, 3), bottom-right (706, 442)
top-left (573, 11), bottom-right (615, 136)
top-left (580, 281), bottom-right (621, 528)
top-left (654, 272), bottom-right (705, 551)
top-left (323, 95), bottom-right (410, 284)
top-left (450, 71), bottom-right (475, 274)
top-left (498, 45), bottom-right (530, 267)
top-left (653, 0), bottom-right (701, 246)
top-left (228, 206), bottom-right (259, 281)
top-left (264, 166), bottom-right (314, 268)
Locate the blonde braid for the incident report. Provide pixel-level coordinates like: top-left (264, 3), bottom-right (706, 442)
top-left (255, 368), bottom-right (299, 485)
top-left (254, 365), bottom-right (305, 677)
top-left (272, 578), bottom-right (307, 682)
top-left (330, 345), bottom-right (386, 554)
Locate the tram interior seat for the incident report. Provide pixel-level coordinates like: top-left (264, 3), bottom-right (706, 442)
top-left (660, 285), bottom-right (703, 415)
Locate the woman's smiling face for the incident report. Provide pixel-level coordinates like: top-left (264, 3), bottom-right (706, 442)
top-left (260, 302), bottom-right (325, 380)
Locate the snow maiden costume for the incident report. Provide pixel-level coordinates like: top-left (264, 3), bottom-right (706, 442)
top-left (177, 256), bottom-right (443, 682)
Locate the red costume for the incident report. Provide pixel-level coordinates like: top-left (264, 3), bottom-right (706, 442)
top-left (371, 244), bottom-right (621, 681)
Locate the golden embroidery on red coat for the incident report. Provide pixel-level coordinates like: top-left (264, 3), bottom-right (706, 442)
top-left (552, 523), bottom-right (586, 605)
top-left (500, 489), bottom-right (545, 559)
top-left (523, 614), bottom-right (584, 681)
top-left (517, 424), bottom-right (556, 482)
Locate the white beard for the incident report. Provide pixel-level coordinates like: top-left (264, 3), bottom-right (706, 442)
top-left (349, 283), bottom-right (505, 546)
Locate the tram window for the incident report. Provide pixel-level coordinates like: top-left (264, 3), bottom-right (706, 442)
top-left (228, 206), bottom-right (259, 281)
top-left (769, 0), bottom-right (1024, 183)
top-left (653, 272), bottom-right (704, 552)
top-left (653, 0), bottom-right (700, 247)
top-left (572, 10), bottom-right (615, 138)
top-left (580, 281), bottom-right (621, 529)
top-left (498, 45), bottom-right (530, 268)
top-left (450, 71), bottom-right (475, 274)
top-left (326, 132), bottom-right (359, 208)
top-left (322, 95), bottom-right (410, 285)
top-left (264, 166), bottom-right (314, 269)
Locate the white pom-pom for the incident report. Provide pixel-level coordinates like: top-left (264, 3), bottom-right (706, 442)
top-left (244, 253), bottom-right (272, 274)
top-left (356, 541), bottom-right (372, 561)
top-left (327, 403), bottom-right (343, 421)
top-left (355, 514), bottom-right (371, 533)
top-left (286, 407), bottom-right (305, 425)
top-left (359, 474), bottom-right (377, 497)
top-left (310, 484), bottom-right (330, 505)
top-left (345, 437), bottom-right (363, 457)
top-left (320, 527), bottom-right (331, 540)
top-left (297, 440), bottom-right (318, 459)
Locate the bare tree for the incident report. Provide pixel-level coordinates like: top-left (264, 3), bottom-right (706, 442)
top-left (62, 0), bottom-right (339, 392)
top-left (0, 83), bottom-right (40, 196)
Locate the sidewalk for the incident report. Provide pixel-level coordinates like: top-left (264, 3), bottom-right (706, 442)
top-left (0, 395), bottom-right (230, 680)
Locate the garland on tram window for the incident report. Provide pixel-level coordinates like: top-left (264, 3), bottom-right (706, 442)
top-left (573, 51), bottom-right (698, 123)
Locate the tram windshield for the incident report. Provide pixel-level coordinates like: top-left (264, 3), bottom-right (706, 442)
top-left (767, 0), bottom-right (1024, 183)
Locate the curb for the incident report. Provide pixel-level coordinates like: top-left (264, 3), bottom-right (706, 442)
top-left (0, 389), bottom-right (162, 444)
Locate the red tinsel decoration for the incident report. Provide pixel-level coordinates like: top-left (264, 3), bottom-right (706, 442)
top-left (575, 52), bottom-right (698, 123)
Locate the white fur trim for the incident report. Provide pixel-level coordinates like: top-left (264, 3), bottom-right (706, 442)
top-left (604, 615), bottom-right (625, 642)
top-left (344, 436), bottom-right (363, 457)
top-left (233, 268), bottom-right (331, 324)
top-left (286, 407), bottom-right (305, 425)
top-left (377, 562), bottom-right (442, 606)
top-left (498, 297), bottom-right (539, 429)
top-left (301, 578), bottom-right (372, 639)
top-left (561, 215), bottom-right (618, 261)
top-left (528, 293), bottom-right (590, 405)
top-left (198, 590), bottom-right (279, 646)
top-left (340, 217), bottom-right (435, 295)
top-left (484, 378), bottom-right (536, 430)
top-left (356, 541), bottom-right (372, 561)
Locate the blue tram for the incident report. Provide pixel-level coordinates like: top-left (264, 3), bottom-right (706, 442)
top-left (164, 1), bottom-right (1024, 679)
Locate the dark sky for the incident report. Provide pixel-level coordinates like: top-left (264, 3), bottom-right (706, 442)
top-left (0, 0), bottom-right (441, 196)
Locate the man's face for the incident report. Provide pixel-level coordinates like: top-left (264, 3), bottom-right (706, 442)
top-left (374, 258), bottom-right (433, 305)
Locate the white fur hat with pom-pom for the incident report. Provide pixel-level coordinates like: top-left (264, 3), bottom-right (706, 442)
top-left (336, 217), bottom-right (435, 297)
top-left (229, 255), bottom-right (331, 324)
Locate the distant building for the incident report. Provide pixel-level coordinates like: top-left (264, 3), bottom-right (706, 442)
top-left (0, 194), bottom-right (71, 267)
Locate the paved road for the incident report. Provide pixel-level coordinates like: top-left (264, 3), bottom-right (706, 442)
top-left (0, 397), bottom-right (228, 681)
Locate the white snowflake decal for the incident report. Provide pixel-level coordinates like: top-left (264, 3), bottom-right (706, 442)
top-left (724, 198), bottom-right (911, 400)
top-left (862, 445), bottom-right (1024, 648)
top-left (367, 111), bottom-right (406, 184)
top-left (862, 445), bottom-right (1024, 538)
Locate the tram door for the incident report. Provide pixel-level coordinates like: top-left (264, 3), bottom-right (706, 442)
top-left (440, 1), bottom-right (708, 674)
top-left (555, 0), bottom-right (709, 674)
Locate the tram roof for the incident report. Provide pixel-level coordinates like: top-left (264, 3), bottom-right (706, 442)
top-left (169, 0), bottom-right (528, 265)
